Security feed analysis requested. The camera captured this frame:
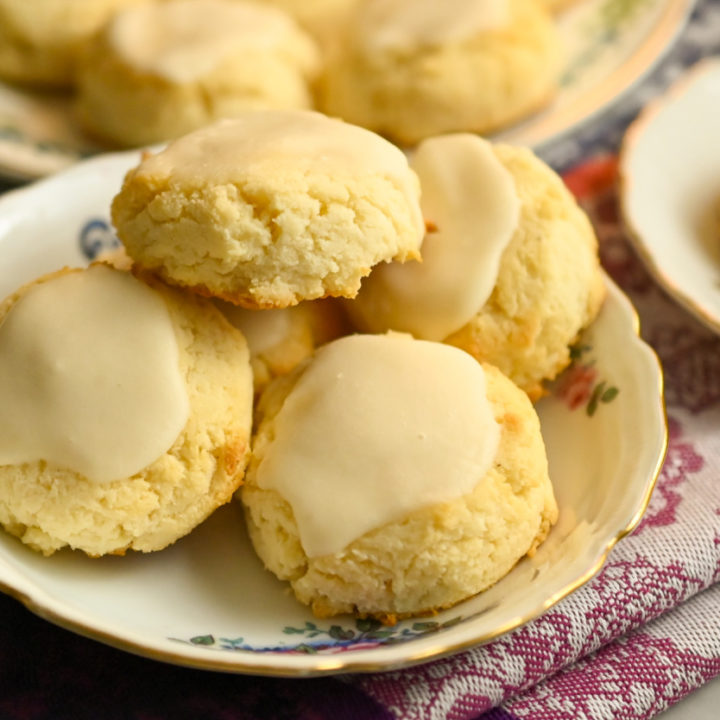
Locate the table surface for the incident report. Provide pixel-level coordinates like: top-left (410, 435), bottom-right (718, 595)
top-left (659, 675), bottom-right (720, 719)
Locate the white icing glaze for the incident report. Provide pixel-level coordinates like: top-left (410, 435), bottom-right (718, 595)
top-left (109, 0), bottom-right (301, 83)
top-left (350, 134), bottom-right (520, 340)
top-left (256, 333), bottom-right (500, 557)
top-left (0, 266), bottom-right (190, 483)
top-left (220, 304), bottom-right (293, 355)
top-left (136, 110), bottom-right (424, 240)
top-left (360, 0), bottom-right (509, 53)
top-left (137, 110), bottom-right (425, 239)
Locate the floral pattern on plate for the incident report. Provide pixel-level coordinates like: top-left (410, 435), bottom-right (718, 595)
top-left (555, 343), bottom-right (620, 415)
top-left (172, 617), bottom-right (466, 655)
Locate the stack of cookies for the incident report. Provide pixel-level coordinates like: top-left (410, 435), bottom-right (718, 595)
top-left (0, 108), bottom-right (605, 621)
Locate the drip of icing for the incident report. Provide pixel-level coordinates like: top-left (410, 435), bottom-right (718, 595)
top-left (0, 266), bottom-right (190, 482)
top-left (109, 0), bottom-right (302, 83)
top-left (256, 333), bottom-right (500, 557)
top-left (133, 111), bottom-right (424, 242)
top-left (220, 304), bottom-right (294, 355)
top-left (350, 134), bottom-right (520, 340)
top-left (359, 0), bottom-right (510, 53)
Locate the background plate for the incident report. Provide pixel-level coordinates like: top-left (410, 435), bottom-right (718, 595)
top-left (621, 57), bottom-right (720, 336)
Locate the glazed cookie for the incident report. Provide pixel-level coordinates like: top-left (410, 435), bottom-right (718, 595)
top-left (76, 0), bottom-right (320, 148)
top-left (0, 264), bottom-right (253, 557)
top-left (218, 298), bottom-right (349, 394)
top-left (319, 0), bottom-right (563, 144)
top-left (112, 110), bottom-right (424, 308)
top-left (541, 0), bottom-right (582, 13)
top-left (0, 0), bottom-right (140, 87)
top-left (347, 134), bottom-right (605, 400)
top-left (242, 333), bottom-right (557, 620)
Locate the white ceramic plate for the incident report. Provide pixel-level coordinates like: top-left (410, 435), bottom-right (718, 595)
top-left (620, 57), bottom-right (720, 336)
top-left (0, 150), bottom-right (666, 676)
top-left (0, 0), bottom-right (694, 182)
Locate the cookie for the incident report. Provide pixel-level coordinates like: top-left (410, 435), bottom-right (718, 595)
top-left (217, 298), bottom-right (349, 395)
top-left (76, 0), bottom-right (320, 148)
top-left (318, 0), bottom-right (563, 144)
top-left (255, 0), bottom-right (358, 48)
top-left (347, 134), bottom-right (605, 400)
top-left (0, 264), bottom-right (253, 557)
top-left (241, 333), bottom-right (557, 620)
top-left (111, 110), bottom-right (424, 308)
top-left (542, 0), bottom-right (581, 13)
top-left (0, 0), bottom-right (139, 87)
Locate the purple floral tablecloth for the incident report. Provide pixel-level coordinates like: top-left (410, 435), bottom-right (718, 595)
top-left (1, 2), bottom-right (720, 719)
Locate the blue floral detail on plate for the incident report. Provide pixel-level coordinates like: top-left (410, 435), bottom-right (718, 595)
top-left (79, 218), bottom-right (120, 261)
top-left (171, 616), bottom-right (465, 655)
top-left (560, 0), bottom-right (654, 88)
